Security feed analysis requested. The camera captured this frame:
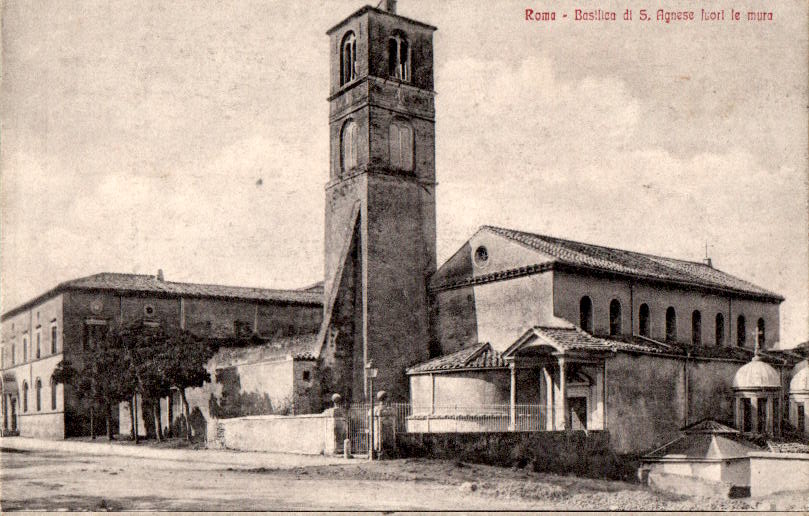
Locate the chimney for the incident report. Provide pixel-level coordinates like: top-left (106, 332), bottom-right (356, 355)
top-left (157, 269), bottom-right (164, 281)
top-left (385, 0), bottom-right (397, 14)
top-left (702, 257), bottom-right (712, 268)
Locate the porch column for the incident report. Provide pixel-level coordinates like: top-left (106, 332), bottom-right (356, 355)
top-left (542, 366), bottom-right (553, 430)
top-left (557, 357), bottom-right (567, 430)
top-left (750, 396), bottom-right (759, 433)
top-left (766, 396), bottom-right (774, 435)
top-left (509, 362), bottom-right (516, 431)
top-left (735, 397), bottom-right (742, 430)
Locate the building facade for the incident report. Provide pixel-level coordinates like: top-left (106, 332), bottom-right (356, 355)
top-left (409, 226), bottom-right (800, 452)
top-left (0, 272), bottom-right (322, 439)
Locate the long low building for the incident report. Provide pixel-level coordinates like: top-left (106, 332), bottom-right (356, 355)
top-left (0, 272), bottom-right (323, 439)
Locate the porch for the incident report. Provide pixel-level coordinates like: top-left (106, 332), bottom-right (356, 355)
top-left (406, 326), bottom-right (613, 433)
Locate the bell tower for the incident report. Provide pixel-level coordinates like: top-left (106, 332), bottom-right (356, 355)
top-left (321, 2), bottom-right (437, 402)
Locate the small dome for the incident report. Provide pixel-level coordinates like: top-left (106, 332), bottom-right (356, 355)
top-left (733, 356), bottom-right (781, 390)
top-left (790, 360), bottom-right (809, 393)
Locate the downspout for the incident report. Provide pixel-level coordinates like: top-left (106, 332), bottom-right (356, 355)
top-left (629, 282), bottom-right (634, 336)
top-left (728, 297), bottom-right (732, 345)
top-left (683, 350), bottom-right (690, 426)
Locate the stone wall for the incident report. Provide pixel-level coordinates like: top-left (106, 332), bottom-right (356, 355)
top-left (749, 451), bottom-right (809, 496)
top-left (208, 408), bottom-right (345, 455)
top-left (553, 269), bottom-right (780, 348)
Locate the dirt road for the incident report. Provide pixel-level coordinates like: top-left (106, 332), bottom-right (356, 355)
top-left (0, 446), bottom-right (533, 511)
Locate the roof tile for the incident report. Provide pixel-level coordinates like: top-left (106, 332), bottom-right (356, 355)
top-left (484, 226), bottom-right (782, 300)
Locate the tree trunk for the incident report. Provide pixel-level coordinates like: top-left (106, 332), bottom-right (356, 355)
top-left (106, 403), bottom-right (114, 440)
top-left (90, 406), bottom-right (95, 440)
top-left (133, 394), bottom-right (140, 444)
top-left (181, 389), bottom-right (192, 441)
top-left (166, 393), bottom-right (173, 438)
top-left (153, 401), bottom-right (162, 442)
top-left (129, 398), bottom-right (136, 441)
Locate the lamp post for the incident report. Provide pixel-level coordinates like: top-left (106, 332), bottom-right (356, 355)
top-left (366, 360), bottom-right (378, 461)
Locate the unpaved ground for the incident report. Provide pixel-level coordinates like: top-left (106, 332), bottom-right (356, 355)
top-left (1, 445), bottom-right (806, 511)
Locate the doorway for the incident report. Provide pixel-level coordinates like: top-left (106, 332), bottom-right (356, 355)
top-left (569, 397), bottom-right (587, 430)
top-left (10, 397), bottom-right (17, 431)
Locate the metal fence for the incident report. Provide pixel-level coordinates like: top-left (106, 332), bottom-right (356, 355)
top-left (405, 404), bottom-right (547, 433)
top-left (344, 403), bottom-right (547, 453)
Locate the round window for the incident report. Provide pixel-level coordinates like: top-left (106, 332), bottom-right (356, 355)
top-left (474, 246), bottom-right (489, 266)
top-left (144, 304), bottom-right (155, 316)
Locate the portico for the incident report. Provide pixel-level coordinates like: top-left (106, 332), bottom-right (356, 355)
top-left (503, 326), bottom-right (610, 431)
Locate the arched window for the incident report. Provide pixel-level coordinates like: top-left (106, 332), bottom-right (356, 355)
top-left (340, 32), bottom-right (357, 86)
top-left (691, 310), bottom-right (701, 345)
top-left (665, 307), bottom-right (677, 342)
top-left (737, 315), bottom-right (746, 347)
top-left (579, 296), bottom-right (593, 333)
top-left (609, 299), bottom-right (622, 336)
top-left (35, 378), bottom-right (42, 412)
top-left (51, 378), bottom-right (57, 410)
top-left (23, 381), bottom-right (28, 412)
top-left (341, 120), bottom-right (359, 173)
top-left (389, 120), bottom-right (413, 171)
top-left (388, 33), bottom-right (410, 81)
top-left (715, 313), bottom-right (725, 346)
top-left (638, 304), bottom-right (650, 337)
top-left (757, 318), bottom-right (766, 348)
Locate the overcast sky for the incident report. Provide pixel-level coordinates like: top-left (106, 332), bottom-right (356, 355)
top-left (2, 1), bottom-right (807, 347)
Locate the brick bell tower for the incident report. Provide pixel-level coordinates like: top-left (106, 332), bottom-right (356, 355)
top-left (320, 1), bottom-right (437, 403)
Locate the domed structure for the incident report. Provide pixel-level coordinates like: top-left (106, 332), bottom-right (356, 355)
top-left (789, 360), bottom-right (809, 393)
top-left (733, 356), bottom-right (781, 390)
top-left (788, 360), bottom-right (808, 436)
top-left (733, 355), bottom-right (782, 436)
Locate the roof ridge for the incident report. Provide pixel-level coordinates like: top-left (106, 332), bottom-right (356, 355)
top-left (480, 225), bottom-right (781, 300)
top-left (484, 225), bottom-right (709, 267)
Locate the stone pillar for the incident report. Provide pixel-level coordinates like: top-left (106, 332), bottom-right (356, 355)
top-left (322, 406), bottom-right (346, 455)
top-left (751, 397), bottom-right (759, 433)
top-left (543, 366), bottom-right (553, 430)
top-left (766, 396), bottom-right (774, 436)
top-left (735, 397), bottom-right (742, 430)
top-left (558, 357), bottom-right (567, 430)
top-left (509, 362), bottom-right (517, 431)
top-left (373, 403), bottom-right (396, 458)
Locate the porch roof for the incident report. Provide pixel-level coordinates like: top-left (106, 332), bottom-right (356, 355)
top-left (503, 325), bottom-right (660, 358)
top-left (406, 343), bottom-right (507, 374)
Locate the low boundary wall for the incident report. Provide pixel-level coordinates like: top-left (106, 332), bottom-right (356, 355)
top-left (208, 408), bottom-right (345, 455)
top-left (749, 451), bottom-right (809, 497)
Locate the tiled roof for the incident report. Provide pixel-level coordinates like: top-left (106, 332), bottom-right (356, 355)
top-left (2, 272), bottom-right (323, 319)
top-left (407, 343), bottom-right (507, 374)
top-left (644, 432), bottom-right (760, 460)
top-left (681, 419), bottom-right (739, 435)
top-left (408, 327), bottom-right (801, 375)
top-left (214, 333), bottom-right (320, 365)
top-left (767, 442), bottom-right (809, 454)
top-left (483, 226), bottom-right (782, 301)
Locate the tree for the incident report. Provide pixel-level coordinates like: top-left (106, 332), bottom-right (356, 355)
top-left (162, 330), bottom-right (216, 441)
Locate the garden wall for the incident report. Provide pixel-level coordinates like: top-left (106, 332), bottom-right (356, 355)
top-left (207, 408), bottom-right (344, 455)
top-left (749, 451), bottom-right (809, 497)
